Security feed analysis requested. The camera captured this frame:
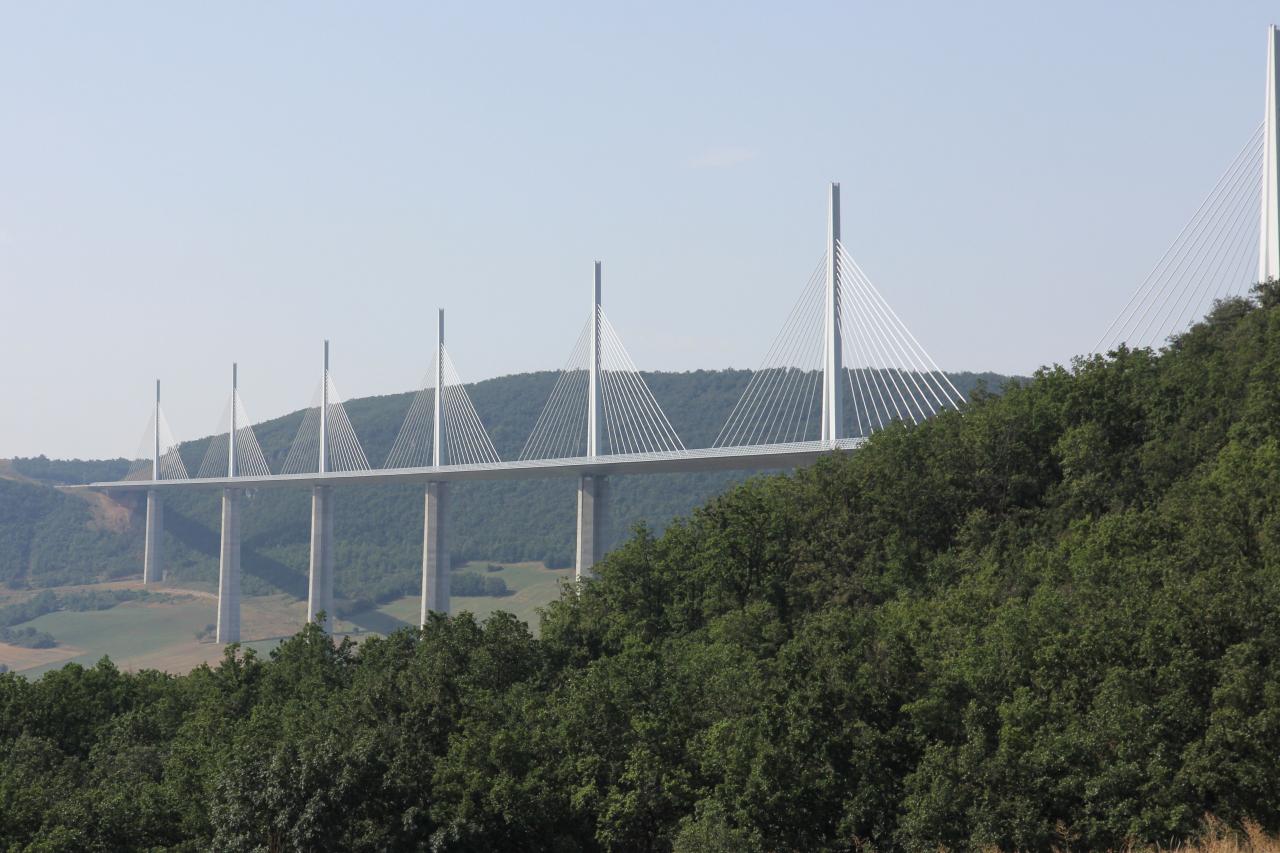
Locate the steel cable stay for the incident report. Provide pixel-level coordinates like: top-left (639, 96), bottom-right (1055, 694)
top-left (776, 314), bottom-right (824, 444)
top-left (1164, 167), bottom-right (1264, 338)
top-left (281, 394), bottom-right (322, 475)
top-left (441, 383), bottom-right (469, 465)
top-left (520, 301), bottom-right (685, 460)
top-left (124, 414), bottom-right (159, 480)
top-left (714, 262), bottom-right (819, 447)
top-left (156, 409), bottom-right (188, 480)
top-left (521, 321), bottom-right (591, 460)
top-left (1128, 138), bottom-right (1263, 347)
top-left (326, 375), bottom-right (369, 471)
top-left (1098, 123), bottom-right (1263, 350)
top-left (1148, 154), bottom-right (1263, 343)
top-left (1098, 123), bottom-right (1266, 351)
top-left (838, 262), bottom-right (915, 425)
top-left (441, 351), bottom-right (502, 464)
top-left (233, 393), bottom-right (272, 478)
top-left (716, 258), bottom-right (826, 447)
top-left (197, 391), bottom-right (272, 478)
top-left (597, 320), bottom-right (644, 454)
top-left (765, 301), bottom-right (824, 445)
top-left (721, 258), bottom-right (819, 445)
top-left (385, 355), bottom-right (438, 469)
top-left (280, 374), bottom-right (369, 474)
top-left (598, 310), bottom-right (685, 453)
top-left (438, 352), bottom-right (500, 464)
top-left (196, 400), bottom-right (233, 479)
top-left (834, 253), bottom-right (916, 426)
top-left (386, 346), bottom-right (500, 468)
top-left (593, 312), bottom-right (644, 454)
top-left (838, 254), bottom-right (937, 422)
top-left (838, 243), bottom-right (965, 409)
top-left (126, 406), bottom-right (189, 480)
top-left (839, 276), bottom-right (887, 437)
top-left (716, 234), bottom-right (963, 448)
top-left (841, 257), bottom-right (943, 418)
top-left (841, 276), bottom-right (893, 437)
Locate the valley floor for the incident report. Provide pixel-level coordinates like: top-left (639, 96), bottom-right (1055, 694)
top-left (0, 561), bottom-right (570, 677)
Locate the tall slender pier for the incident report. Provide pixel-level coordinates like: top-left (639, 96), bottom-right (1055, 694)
top-left (308, 341), bottom-right (335, 629)
top-left (421, 310), bottom-right (450, 623)
top-left (217, 364), bottom-right (242, 643)
top-left (577, 262), bottom-right (608, 580)
top-left (143, 379), bottom-right (163, 585)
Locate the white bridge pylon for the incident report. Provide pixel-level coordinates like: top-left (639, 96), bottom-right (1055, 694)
top-left (520, 261), bottom-right (686, 461)
top-left (281, 340), bottom-right (371, 475)
top-left (125, 380), bottom-right (187, 481)
top-left (386, 310), bottom-right (500, 468)
top-left (716, 183), bottom-right (963, 449)
top-left (196, 364), bottom-right (271, 479)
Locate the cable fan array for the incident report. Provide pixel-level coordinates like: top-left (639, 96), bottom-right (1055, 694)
top-left (1098, 122), bottom-right (1264, 352)
top-left (385, 348), bottom-right (500, 468)
top-left (281, 374), bottom-right (371, 474)
top-left (716, 245), bottom-right (962, 448)
top-left (520, 309), bottom-right (685, 460)
top-left (715, 259), bottom-right (827, 447)
top-left (125, 408), bottom-right (188, 480)
top-left (835, 243), bottom-right (964, 435)
top-left (195, 391), bottom-right (272, 479)
top-left (125, 259), bottom-right (956, 478)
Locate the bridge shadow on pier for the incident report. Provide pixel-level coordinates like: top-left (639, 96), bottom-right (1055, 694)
top-left (164, 508), bottom-right (309, 600)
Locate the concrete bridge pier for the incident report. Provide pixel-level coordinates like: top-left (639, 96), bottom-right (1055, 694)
top-left (143, 489), bottom-right (163, 584)
top-left (420, 482), bottom-right (450, 624)
top-left (216, 488), bottom-right (241, 643)
top-left (307, 485), bottom-right (335, 630)
top-left (575, 474), bottom-right (609, 581)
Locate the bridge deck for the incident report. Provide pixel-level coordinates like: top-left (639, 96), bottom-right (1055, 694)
top-left (76, 440), bottom-right (865, 493)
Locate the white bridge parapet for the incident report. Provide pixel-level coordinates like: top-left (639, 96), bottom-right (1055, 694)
top-left (82, 440), bottom-right (867, 494)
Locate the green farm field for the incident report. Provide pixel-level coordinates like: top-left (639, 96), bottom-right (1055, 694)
top-left (11, 592), bottom-right (299, 677)
top-left (377, 560), bottom-right (572, 633)
top-left (2, 561), bottom-right (568, 677)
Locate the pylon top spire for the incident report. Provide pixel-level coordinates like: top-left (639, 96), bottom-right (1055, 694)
top-left (1260, 25), bottom-right (1280, 282)
top-left (822, 182), bottom-right (843, 443)
top-left (588, 261), bottom-right (602, 458)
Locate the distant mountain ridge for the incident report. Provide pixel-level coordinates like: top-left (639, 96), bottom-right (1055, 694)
top-left (1, 368), bottom-right (1015, 604)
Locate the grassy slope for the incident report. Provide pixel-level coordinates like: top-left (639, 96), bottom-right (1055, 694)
top-left (377, 560), bottom-right (571, 635)
top-left (0, 560), bottom-right (569, 675)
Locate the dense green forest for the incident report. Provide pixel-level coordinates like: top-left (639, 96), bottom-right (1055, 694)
top-left (0, 477), bottom-right (139, 589)
top-left (3, 287), bottom-right (1280, 849)
top-left (2, 369), bottom-right (1005, 604)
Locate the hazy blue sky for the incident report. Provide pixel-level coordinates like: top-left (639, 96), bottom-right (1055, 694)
top-left (1, 1), bottom-right (1275, 458)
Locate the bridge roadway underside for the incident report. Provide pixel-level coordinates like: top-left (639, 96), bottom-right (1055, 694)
top-left (81, 440), bottom-right (866, 494)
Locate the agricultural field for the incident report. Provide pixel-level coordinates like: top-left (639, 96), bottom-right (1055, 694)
top-left (379, 560), bottom-right (571, 633)
top-left (4, 587), bottom-right (312, 677)
top-left (0, 561), bottom-right (569, 677)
